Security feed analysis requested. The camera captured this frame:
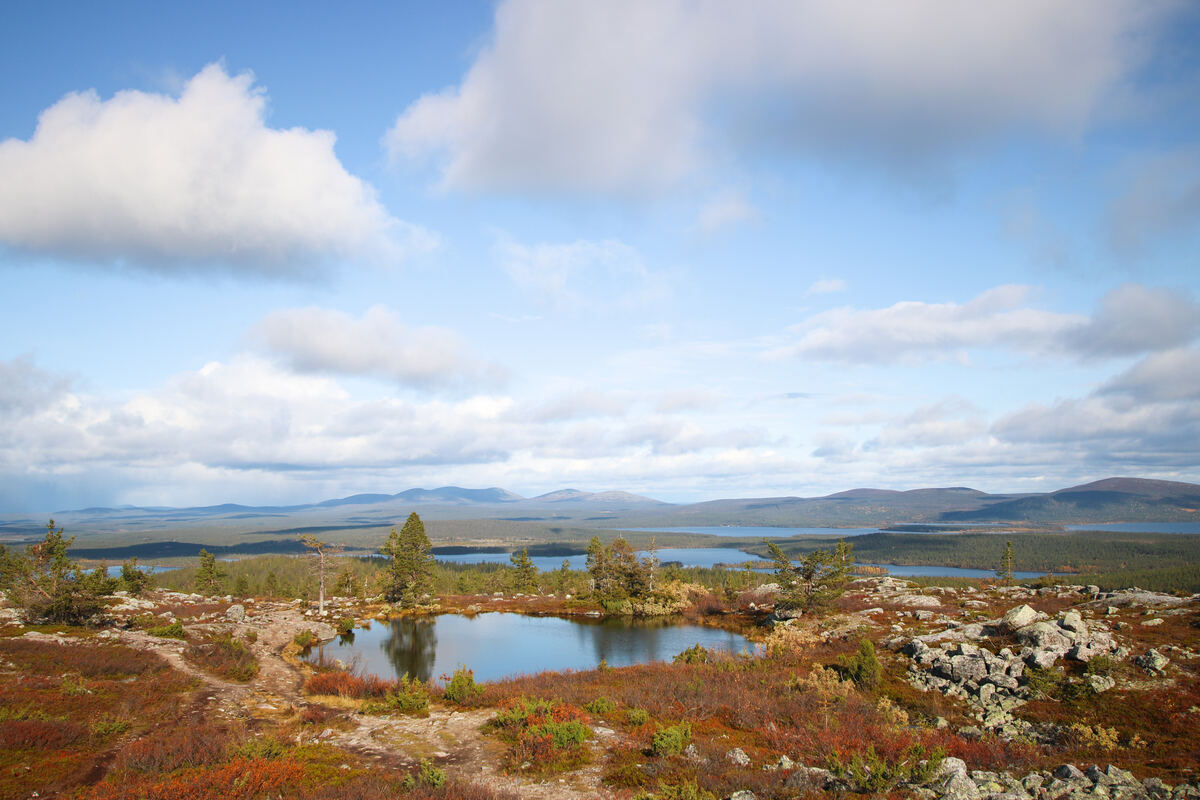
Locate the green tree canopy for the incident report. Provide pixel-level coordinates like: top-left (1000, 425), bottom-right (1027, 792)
top-left (195, 548), bottom-right (226, 596)
top-left (509, 548), bottom-right (537, 593)
top-left (0, 520), bottom-right (108, 624)
top-left (766, 538), bottom-right (853, 613)
top-left (381, 512), bottom-right (434, 608)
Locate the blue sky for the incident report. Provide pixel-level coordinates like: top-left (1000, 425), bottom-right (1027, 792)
top-left (2, 0), bottom-right (1199, 511)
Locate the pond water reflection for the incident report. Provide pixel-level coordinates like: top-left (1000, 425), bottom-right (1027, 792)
top-left (306, 612), bottom-right (759, 683)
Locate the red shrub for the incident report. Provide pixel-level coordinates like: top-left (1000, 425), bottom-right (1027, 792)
top-left (0, 718), bottom-right (85, 749)
top-left (112, 721), bottom-right (231, 773)
top-left (86, 757), bottom-right (305, 800)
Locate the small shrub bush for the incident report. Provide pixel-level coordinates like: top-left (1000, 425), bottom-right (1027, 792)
top-left (443, 665), bottom-right (485, 704)
top-left (584, 696), bottom-right (616, 715)
top-left (649, 723), bottom-right (691, 757)
top-left (147, 621), bottom-right (186, 639)
top-left (403, 758), bottom-right (447, 789)
top-left (842, 638), bottom-right (881, 690)
top-left (335, 618), bottom-right (355, 635)
top-left (185, 632), bottom-right (259, 682)
top-left (673, 643), bottom-right (710, 665)
top-left (292, 629), bottom-right (319, 648)
top-left (626, 707), bottom-right (650, 726)
top-left (362, 675), bottom-right (430, 716)
top-left (489, 697), bottom-right (592, 774)
top-left (826, 743), bottom-right (944, 793)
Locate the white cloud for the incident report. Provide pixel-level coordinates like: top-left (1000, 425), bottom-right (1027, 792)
top-left (387, 0), bottom-right (1165, 192)
top-left (779, 283), bottom-right (1199, 365)
top-left (804, 278), bottom-right (847, 296)
top-left (250, 305), bottom-right (501, 389)
top-left (992, 347), bottom-right (1200, 465)
top-left (495, 235), bottom-right (669, 309)
top-left (780, 285), bottom-right (1082, 364)
top-left (0, 63), bottom-right (435, 276)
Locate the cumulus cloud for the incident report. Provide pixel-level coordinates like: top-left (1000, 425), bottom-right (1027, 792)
top-left (495, 235), bottom-right (668, 309)
top-left (0, 355), bottom-right (788, 509)
top-left (779, 283), bottom-right (1199, 365)
top-left (0, 63), bottom-right (435, 276)
top-left (387, 0), bottom-right (1165, 192)
top-left (250, 306), bottom-right (500, 389)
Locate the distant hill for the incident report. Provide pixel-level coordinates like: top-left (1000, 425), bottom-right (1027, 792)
top-left (30, 477), bottom-right (1200, 541)
top-left (942, 477), bottom-right (1200, 523)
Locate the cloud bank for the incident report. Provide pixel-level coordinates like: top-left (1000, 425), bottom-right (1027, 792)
top-left (0, 63), bottom-right (434, 276)
top-left (781, 284), bottom-right (1199, 364)
top-left (388, 0), bottom-right (1164, 192)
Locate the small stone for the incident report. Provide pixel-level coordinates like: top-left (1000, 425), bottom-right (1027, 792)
top-left (1136, 648), bottom-right (1170, 673)
top-left (1086, 674), bottom-right (1116, 693)
top-left (1054, 764), bottom-right (1086, 782)
top-left (225, 604), bottom-right (246, 623)
top-left (728, 791), bottom-right (756, 800)
top-left (1143, 618), bottom-right (1164, 627)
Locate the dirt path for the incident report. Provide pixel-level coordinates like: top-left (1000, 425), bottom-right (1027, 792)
top-left (113, 605), bottom-right (615, 799)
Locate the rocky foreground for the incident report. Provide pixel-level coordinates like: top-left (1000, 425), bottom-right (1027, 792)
top-left (2, 577), bottom-right (1198, 800)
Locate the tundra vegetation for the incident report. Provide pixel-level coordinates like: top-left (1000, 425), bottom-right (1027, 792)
top-left (2, 517), bottom-right (1198, 798)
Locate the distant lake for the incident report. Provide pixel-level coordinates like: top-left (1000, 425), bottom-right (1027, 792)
top-left (620, 526), bottom-right (882, 538)
top-left (860, 563), bottom-right (1046, 579)
top-left (1065, 522), bottom-right (1200, 534)
top-left (305, 612), bottom-right (759, 683)
top-left (104, 564), bottom-right (176, 577)
top-left (435, 546), bottom-right (757, 571)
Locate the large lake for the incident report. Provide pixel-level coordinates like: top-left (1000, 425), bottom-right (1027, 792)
top-left (620, 526), bottom-right (882, 538)
top-left (435, 547), bottom-right (756, 571)
top-left (1065, 522), bottom-right (1200, 534)
top-left (305, 612), bottom-right (759, 683)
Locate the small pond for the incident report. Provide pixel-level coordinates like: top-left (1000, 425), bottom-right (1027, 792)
top-left (305, 612), bottom-right (760, 683)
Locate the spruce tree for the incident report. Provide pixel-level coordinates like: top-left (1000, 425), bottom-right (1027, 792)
top-left (195, 549), bottom-right (226, 596)
top-left (0, 520), bottom-right (107, 624)
top-left (997, 540), bottom-right (1015, 584)
top-left (382, 512), bottom-right (434, 608)
top-left (509, 548), bottom-right (537, 593)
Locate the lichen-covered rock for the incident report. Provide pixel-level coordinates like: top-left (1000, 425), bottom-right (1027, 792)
top-left (1136, 648), bottom-right (1169, 674)
top-left (726, 747), bottom-right (751, 767)
top-left (1002, 604), bottom-right (1041, 630)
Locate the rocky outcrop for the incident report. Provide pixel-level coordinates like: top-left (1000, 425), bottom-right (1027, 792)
top-left (904, 604), bottom-right (1125, 737)
top-left (727, 756), bottom-right (1200, 800)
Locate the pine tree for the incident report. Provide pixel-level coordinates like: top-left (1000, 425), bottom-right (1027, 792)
top-left (195, 549), bottom-right (226, 596)
top-left (765, 538), bottom-right (853, 613)
top-left (299, 533), bottom-right (344, 613)
top-left (0, 520), bottom-right (108, 624)
top-left (381, 512), bottom-right (435, 608)
top-left (509, 548), bottom-right (537, 593)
